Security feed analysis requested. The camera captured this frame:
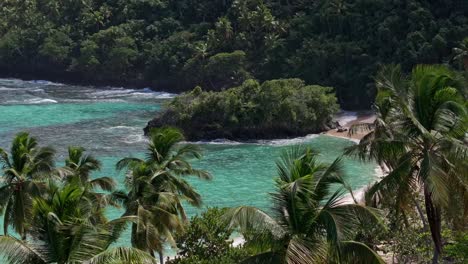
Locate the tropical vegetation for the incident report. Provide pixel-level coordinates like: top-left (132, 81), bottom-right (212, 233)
top-left (146, 78), bottom-right (339, 140)
top-left (347, 64), bottom-right (468, 263)
top-left (1, 0), bottom-right (467, 108)
top-left (0, 61), bottom-right (467, 263)
top-left (225, 147), bottom-right (384, 263)
top-left (114, 127), bottom-right (211, 263)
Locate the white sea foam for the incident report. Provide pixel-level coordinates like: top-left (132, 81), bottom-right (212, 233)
top-left (190, 134), bottom-right (321, 146)
top-left (0, 87), bottom-right (17, 91)
top-left (334, 111), bottom-right (358, 126)
top-left (89, 88), bottom-right (176, 99)
top-left (255, 134), bottom-right (320, 146)
top-left (131, 91), bottom-right (176, 99)
top-left (29, 80), bottom-right (64, 86)
top-left (30, 88), bottom-right (45, 92)
top-left (5, 98), bottom-right (58, 104)
top-left (25, 98), bottom-right (58, 104)
top-left (123, 134), bottom-right (148, 144)
top-left (105, 125), bottom-right (138, 131)
top-left (190, 139), bottom-right (243, 145)
top-left (90, 89), bottom-right (135, 98)
top-left (62, 98), bottom-right (126, 103)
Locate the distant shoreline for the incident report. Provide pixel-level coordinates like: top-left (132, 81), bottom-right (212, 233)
top-left (325, 111), bottom-right (376, 141)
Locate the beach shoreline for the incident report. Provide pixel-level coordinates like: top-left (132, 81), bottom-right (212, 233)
top-left (325, 111), bottom-right (376, 141)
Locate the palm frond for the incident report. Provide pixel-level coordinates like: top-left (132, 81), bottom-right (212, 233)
top-left (338, 241), bottom-right (385, 264)
top-left (84, 247), bottom-right (157, 264)
top-left (224, 206), bottom-right (285, 239)
top-left (89, 177), bottom-right (116, 192)
top-left (0, 236), bottom-right (47, 264)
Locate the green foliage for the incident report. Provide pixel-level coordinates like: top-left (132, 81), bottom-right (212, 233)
top-left (0, 132), bottom-right (157, 264)
top-left (39, 29), bottom-right (74, 64)
top-left (149, 78), bottom-right (339, 140)
top-left (445, 231), bottom-right (468, 263)
top-left (225, 147), bottom-right (385, 264)
top-left (391, 227), bottom-right (433, 263)
top-left (114, 127), bottom-right (211, 260)
top-left (169, 208), bottom-right (251, 264)
top-left (1, 0), bottom-right (467, 107)
top-left (346, 64), bottom-right (468, 262)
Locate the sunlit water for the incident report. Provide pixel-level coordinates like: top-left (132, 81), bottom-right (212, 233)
top-left (0, 78), bottom-right (377, 253)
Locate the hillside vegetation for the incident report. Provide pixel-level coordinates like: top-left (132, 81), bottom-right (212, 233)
top-left (1, 0), bottom-right (467, 108)
top-left (145, 78), bottom-right (339, 140)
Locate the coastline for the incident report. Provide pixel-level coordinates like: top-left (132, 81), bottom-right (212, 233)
top-left (325, 111), bottom-right (376, 141)
top-left (324, 111), bottom-right (380, 205)
top-left (230, 114), bottom-right (381, 249)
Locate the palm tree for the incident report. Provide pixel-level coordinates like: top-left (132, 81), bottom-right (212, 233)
top-left (347, 64), bottom-right (468, 263)
top-left (115, 127), bottom-right (211, 263)
top-left (63, 146), bottom-right (116, 210)
top-left (0, 132), bottom-right (55, 239)
top-left (0, 183), bottom-right (156, 264)
top-left (452, 37), bottom-right (468, 71)
top-left (225, 147), bottom-right (384, 264)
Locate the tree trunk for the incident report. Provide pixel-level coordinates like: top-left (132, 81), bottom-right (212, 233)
top-left (424, 186), bottom-right (442, 264)
top-left (158, 251), bottom-right (164, 264)
top-left (412, 196), bottom-right (428, 231)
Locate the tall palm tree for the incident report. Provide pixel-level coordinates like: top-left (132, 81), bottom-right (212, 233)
top-left (0, 132), bottom-right (55, 238)
top-left (115, 127), bottom-right (211, 263)
top-left (225, 147), bottom-right (384, 264)
top-left (347, 64), bottom-right (468, 263)
top-left (63, 146), bottom-right (116, 211)
top-left (0, 183), bottom-right (156, 264)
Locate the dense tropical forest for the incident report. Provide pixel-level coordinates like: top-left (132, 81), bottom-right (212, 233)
top-left (1, 0), bottom-right (468, 108)
top-left (145, 78), bottom-right (339, 140)
top-left (0, 0), bottom-right (467, 263)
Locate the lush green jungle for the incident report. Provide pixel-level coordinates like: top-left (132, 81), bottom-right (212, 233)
top-left (1, 0), bottom-right (468, 108)
top-left (0, 0), bottom-right (468, 263)
top-left (145, 78), bottom-right (339, 140)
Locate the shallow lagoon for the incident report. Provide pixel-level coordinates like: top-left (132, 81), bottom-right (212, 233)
top-left (0, 79), bottom-right (377, 248)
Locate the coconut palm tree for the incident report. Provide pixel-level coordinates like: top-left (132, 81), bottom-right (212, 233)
top-left (347, 64), bottom-right (468, 263)
top-left (115, 127), bottom-right (211, 263)
top-left (63, 146), bottom-right (116, 211)
top-left (0, 132), bottom-right (55, 238)
top-left (225, 147), bottom-right (384, 264)
top-left (0, 183), bottom-right (156, 264)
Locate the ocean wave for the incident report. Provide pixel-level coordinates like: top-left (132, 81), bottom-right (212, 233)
top-left (0, 86), bottom-right (44, 92)
top-left (131, 91), bottom-right (176, 99)
top-left (0, 87), bottom-right (17, 91)
top-left (29, 80), bottom-right (64, 86)
top-left (102, 125), bottom-right (142, 133)
top-left (255, 134), bottom-right (320, 146)
top-left (4, 98), bottom-right (58, 105)
top-left (62, 98), bottom-right (126, 103)
top-left (190, 134), bottom-right (321, 146)
top-left (88, 87), bottom-right (176, 100)
top-left (334, 111), bottom-right (358, 126)
top-left (25, 98), bottom-right (58, 104)
top-left (89, 89), bottom-right (136, 98)
top-left (190, 139), bottom-right (243, 145)
top-left (123, 134), bottom-right (147, 144)
top-left (30, 88), bottom-right (45, 92)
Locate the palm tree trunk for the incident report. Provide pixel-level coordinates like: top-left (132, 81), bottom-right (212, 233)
top-left (424, 186), bottom-right (442, 264)
top-left (131, 223), bottom-right (138, 247)
top-left (412, 196), bottom-right (428, 231)
top-left (158, 251), bottom-right (164, 264)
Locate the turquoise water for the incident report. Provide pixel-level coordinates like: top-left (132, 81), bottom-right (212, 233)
top-left (0, 79), bottom-right (376, 251)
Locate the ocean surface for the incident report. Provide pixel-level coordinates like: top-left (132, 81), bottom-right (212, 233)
top-left (0, 78), bottom-right (377, 250)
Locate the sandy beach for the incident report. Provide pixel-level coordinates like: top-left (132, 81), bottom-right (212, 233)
top-left (326, 111), bottom-right (376, 141)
